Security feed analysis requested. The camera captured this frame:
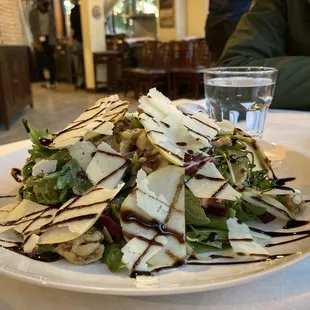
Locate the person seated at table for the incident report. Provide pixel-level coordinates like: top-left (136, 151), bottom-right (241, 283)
top-left (205, 0), bottom-right (252, 63)
top-left (218, 0), bottom-right (310, 111)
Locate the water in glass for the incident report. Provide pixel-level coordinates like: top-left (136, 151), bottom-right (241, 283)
top-left (205, 76), bottom-right (275, 138)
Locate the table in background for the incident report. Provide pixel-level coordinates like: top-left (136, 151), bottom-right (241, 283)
top-left (0, 109), bottom-right (310, 310)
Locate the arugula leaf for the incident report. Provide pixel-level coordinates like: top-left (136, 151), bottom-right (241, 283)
top-left (185, 189), bottom-right (210, 226)
top-left (49, 149), bottom-right (72, 169)
top-left (38, 244), bottom-right (55, 253)
top-left (22, 118), bottom-right (48, 145)
top-left (21, 157), bottom-right (91, 205)
top-left (130, 117), bottom-right (143, 129)
top-left (21, 120), bottom-right (56, 179)
top-left (57, 159), bottom-right (92, 194)
top-left (187, 227), bottom-right (228, 249)
top-left (101, 242), bottom-right (125, 272)
top-left (187, 241), bottom-right (221, 253)
top-left (110, 203), bottom-right (121, 224)
top-left (205, 217), bottom-right (228, 230)
top-left (33, 177), bottom-right (61, 205)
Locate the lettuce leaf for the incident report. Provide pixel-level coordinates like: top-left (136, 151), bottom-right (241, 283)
top-left (22, 118), bottom-right (48, 146)
top-left (186, 227), bottom-right (228, 250)
top-left (185, 188), bottom-right (210, 226)
top-left (21, 119), bottom-right (56, 179)
top-left (57, 159), bottom-right (92, 194)
top-left (101, 242), bottom-right (125, 272)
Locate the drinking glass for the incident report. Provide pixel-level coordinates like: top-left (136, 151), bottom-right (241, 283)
top-left (204, 67), bottom-right (278, 138)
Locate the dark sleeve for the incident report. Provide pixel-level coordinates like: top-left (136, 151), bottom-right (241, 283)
top-left (70, 9), bottom-right (79, 31)
top-left (29, 9), bottom-right (38, 37)
top-left (219, 0), bottom-right (310, 111)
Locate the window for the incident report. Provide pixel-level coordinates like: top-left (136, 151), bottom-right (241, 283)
top-left (107, 0), bottom-right (157, 35)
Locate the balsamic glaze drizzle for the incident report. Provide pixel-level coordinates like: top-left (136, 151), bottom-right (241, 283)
top-left (10, 168), bottom-right (22, 183)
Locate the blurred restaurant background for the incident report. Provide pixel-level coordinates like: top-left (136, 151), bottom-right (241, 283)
top-left (0, 0), bottom-right (252, 143)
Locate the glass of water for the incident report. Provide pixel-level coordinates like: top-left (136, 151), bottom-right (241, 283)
top-left (204, 67), bottom-right (278, 138)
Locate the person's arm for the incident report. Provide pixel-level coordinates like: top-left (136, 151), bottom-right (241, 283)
top-left (29, 10), bottom-right (43, 51)
top-left (219, 0), bottom-right (310, 111)
top-left (70, 9), bottom-right (77, 44)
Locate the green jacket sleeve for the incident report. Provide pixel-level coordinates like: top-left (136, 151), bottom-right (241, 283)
top-left (219, 0), bottom-right (310, 111)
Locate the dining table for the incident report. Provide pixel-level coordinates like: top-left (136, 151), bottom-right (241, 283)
top-left (0, 107), bottom-right (310, 310)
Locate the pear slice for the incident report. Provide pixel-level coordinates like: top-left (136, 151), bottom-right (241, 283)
top-left (217, 120), bottom-right (235, 134)
top-left (50, 95), bottom-right (129, 149)
top-left (227, 218), bottom-right (270, 257)
top-left (186, 162), bottom-right (241, 201)
top-left (0, 203), bottom-right (19, 222)
top-left (39, 185), bottom-right (123, 244)
top-left (15, 207), bottom-right (57, 236)
top-left (120, 166), bottom-right (186, 270)
top-left (0, 200), bottom-right (49, 234)
top-left (23, 234), bottom-right (40, 254)
top-left (86, 142), bottom-right (129, 188)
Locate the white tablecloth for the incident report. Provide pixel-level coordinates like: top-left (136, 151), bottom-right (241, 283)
top-left (0, 110), bottom-right (310, 310)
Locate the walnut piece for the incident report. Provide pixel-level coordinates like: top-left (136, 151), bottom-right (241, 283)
top-left (55, 227), bottom-right (104, 265)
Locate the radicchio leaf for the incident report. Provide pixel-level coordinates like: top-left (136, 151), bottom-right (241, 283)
top-left (99, 210), bottom-right (123, 242)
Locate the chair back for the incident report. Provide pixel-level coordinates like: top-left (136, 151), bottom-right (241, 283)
top-left (171, 40), bottom-right (195, 68)
top-left (154, 41), bottom-right (173, 69)
top-left (138, 40), bottom-right (157, 68)
top-left (171, 39), bottom-right (211, 69)
top-left (192, 38), bottom-right (212, 68)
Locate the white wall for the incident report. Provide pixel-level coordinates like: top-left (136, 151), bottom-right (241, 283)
top-left (81, 0), bottom-right (107, 89)
top-left (157, 0), bottom-right (209, 42)
top-left (186, 0), bottom-right (208, 38)
top-left (157, 0), bottom-right (185, 42)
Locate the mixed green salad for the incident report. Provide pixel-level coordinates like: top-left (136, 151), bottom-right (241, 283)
top-left (0, 89), bottom-right (306, 275)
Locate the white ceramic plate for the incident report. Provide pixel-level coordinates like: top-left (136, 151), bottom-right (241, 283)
top-left (0, 141), bottom-right (310, 296)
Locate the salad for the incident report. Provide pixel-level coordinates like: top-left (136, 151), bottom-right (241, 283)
top-left (0, 89), bottom-right (307, 276)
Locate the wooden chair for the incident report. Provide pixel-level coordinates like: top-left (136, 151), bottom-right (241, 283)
top-left (171, 38), bottom-right (211, 99)
top-left (123, 41), bottom-right (172, 99)
top-left (93, 35), bottom-right (126, 92)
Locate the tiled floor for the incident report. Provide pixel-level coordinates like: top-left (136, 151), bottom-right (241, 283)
top-left (0, 84), bottom-right (138, 145)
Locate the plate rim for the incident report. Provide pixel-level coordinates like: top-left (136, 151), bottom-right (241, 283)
top-left (0, 141), bottom-right (310, 296)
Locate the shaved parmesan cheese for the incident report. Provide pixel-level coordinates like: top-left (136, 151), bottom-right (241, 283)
top-left (227, 218), bottom-right (270, 257)
top-left (139, 113), bottom-right (185, 166)
top-left (242, 190), bottom-right (293, 220)
top-left (138, 88), bottom-right (170, 120)
top-left (121, 236), bottom-right (167, 271)
top-left (86, 142), bottom-right (128, 188)
top-left (24, 234), bottom-right (40, 253)
top-left (121, 166), bottom-right (186, 269)
top-left (136, 170), bottom-right (169, 223)
top-left (68, 141), bottom-right (96, 170)
top-left (32, 159), bottom-right (57, 176)
top-left (138, 89), bottom-right (219, 166)
top-left (186, 162), bottom-right (241, 201)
